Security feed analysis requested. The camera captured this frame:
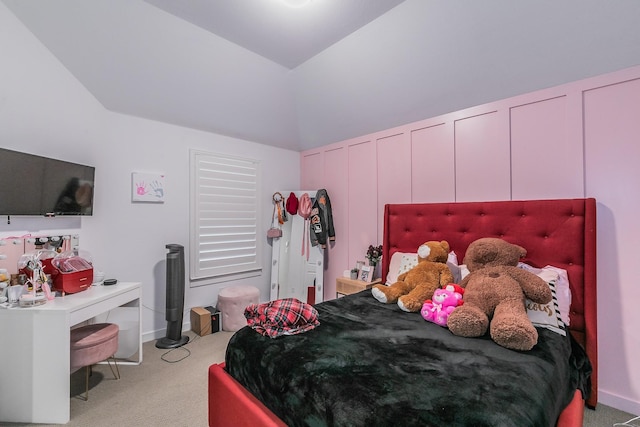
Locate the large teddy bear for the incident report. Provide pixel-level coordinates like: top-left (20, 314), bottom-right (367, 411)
top-left (447, 237), bottom-right (552, 351)
top-left (372, 240), bottom-right (454, 312)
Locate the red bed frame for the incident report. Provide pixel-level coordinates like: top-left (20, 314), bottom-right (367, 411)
top-left (209, 198), bottom-right (597, 426)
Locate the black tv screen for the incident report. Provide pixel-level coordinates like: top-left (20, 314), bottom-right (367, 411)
top-left (0, 147), bottom-right (95, 216)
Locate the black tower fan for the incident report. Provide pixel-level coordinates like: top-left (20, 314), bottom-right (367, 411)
top-left (155, 244), bottom-right (189, 349)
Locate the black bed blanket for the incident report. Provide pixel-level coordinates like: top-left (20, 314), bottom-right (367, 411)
top-left (225, 290), bottom-right (591, 427)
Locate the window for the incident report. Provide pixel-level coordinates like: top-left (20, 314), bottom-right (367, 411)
top-left (190, 150), bottom-right (261, 283)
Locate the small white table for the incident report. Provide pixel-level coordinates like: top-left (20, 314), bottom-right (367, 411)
top-left (0, 281), bottom-right (142, 424)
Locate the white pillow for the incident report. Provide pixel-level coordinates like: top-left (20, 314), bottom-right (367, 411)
top-left (446, 251), bottom-right (462, 284)
top-left (459, 264), bottom-right (470, 281)
top-left (383, 253), bottom-right (419, 285)
top-left (385, 251), bottom-right (460, 285)
top-left (397, 254), bottom-right (419, 276)
top-left (518, 263), bottom-right (571, 326)
top-left (523, 268), bottom-right (566, 336)
top-left (385, 251), bottom-right (409, 285)
top-left (541, 265), bottom-right (571, 325)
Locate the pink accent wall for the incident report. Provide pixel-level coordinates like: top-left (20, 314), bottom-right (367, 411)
top-left (410, 123), bottom-right (454, 203)
top-left (510, 95), bottom-right (584, 200)
top-left (347, 141), bottom-right (377, 271)
top-left (322, 147), bottom-right (348, 283)
top-left (454, 110), bottom-right (511, 201)
top-left (584, 75), bottom-right (640, 413)
top-left (301, 151), bottom-right (323, 190)
top-left (377, 133), bottom-right (410, 240)
top-left (302, 65), bottom-right (640, 414)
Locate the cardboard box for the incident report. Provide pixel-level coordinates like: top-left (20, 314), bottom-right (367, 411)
top-left (204, 306), bottom-right (221, 333)
top-left (190, 307), bottom-right (211, 336)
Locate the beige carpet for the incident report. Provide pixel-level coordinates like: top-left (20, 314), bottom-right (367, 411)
top-left (4, 328), bottom-right (637, 427)
top-left (4, 330), bottom-right (233, 427)
top-left (584, 404), bottom-right (639, 427)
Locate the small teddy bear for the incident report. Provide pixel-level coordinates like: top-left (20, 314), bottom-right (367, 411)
top-left (447, 237), bottom-right (552, 351)
top-left (372, 240), bottom-right (454, 312)
top-left (421, 283), bottom-right (465, 327)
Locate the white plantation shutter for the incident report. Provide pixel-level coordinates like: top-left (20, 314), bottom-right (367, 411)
top-left (190, 150), bottom-right (261, 281)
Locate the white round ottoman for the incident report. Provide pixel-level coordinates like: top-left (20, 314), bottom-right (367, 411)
top-left (217, 285), bottom-right (260, 332)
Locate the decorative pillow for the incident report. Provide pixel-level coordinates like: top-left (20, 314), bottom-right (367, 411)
top-left (446, 252), bottom-right (462, 284)
top-left (397, 253), bottom-right (419, 274)
top-left (386, 251), bottom-right (460, 285)
top-left (522, 267), bottom-right (566, 336)
top-left (459, 264), bottom-right (470, 281)
top-left (518, 263), bottom-right (571, 326)
top-left (541, 265), bottom-right (571, 325)
top-left (385, 251), bottom-right (411, 285)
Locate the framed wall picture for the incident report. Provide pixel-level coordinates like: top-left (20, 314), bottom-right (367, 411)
top-left (359, 265), bottom-right (373, 282)
top-left (132, 172), bottom-right (165, 203)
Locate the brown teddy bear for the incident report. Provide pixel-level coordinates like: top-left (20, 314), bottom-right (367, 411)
top-left (372, 240), bottom-right (454, 312)
top-left (447, 237), bottom-right (552, 351)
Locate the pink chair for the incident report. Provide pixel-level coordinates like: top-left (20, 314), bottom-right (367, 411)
top-left (70, 323), bottom-right (120, 400)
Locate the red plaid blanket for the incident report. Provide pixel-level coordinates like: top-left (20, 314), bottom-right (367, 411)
top-left (244, 298), bottom-right (319, 338)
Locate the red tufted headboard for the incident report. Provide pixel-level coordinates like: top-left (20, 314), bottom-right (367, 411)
top-left (382, 198), bottom-right (597, 407)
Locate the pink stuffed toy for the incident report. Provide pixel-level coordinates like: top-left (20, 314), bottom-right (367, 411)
top-left (421, 284), bottom-right (464, 327)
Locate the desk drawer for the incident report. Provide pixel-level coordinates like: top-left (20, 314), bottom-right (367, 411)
top-left (69, 287), bottom-right (140, 326)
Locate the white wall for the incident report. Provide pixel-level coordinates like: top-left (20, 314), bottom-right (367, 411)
top-left (0, 3), bottom-right (300, 341)
top-left (2, 0), bottom-right (300, 151)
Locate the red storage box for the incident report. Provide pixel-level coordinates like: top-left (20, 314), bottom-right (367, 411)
top-left (51, 250), bottom-right (94, 294)
top-left (52, 268), bottom-right (93, 294)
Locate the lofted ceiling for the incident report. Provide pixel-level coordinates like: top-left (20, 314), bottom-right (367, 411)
top-left (143, 0), bottom-right (407, 69)
top-left (3, 0), bottom-right (640, 152)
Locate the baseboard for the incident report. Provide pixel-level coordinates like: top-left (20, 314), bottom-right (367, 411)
top-left (142, 329), bottom-right (165, 343)
top-left (142, 322), bottom-right (192, 344)
top-left (598, 389), bottom-right (640, 416)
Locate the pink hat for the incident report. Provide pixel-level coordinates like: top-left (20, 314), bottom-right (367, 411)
top-left (298, 193), bottom-right (312, 219)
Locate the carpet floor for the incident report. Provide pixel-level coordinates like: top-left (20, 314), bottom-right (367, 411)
top-left (3, 330), bottom-right (232, 427)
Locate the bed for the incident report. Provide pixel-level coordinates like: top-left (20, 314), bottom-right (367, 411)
top-left (209, 198), bottom-right (597, 427)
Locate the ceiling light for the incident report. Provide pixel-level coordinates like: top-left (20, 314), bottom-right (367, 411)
top-left (281, 0), bottom-right (312, 8)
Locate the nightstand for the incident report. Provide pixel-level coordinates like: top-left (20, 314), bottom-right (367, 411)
top-left (336, 277), bottom-right (382, 297)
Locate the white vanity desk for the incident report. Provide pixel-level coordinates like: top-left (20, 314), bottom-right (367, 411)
top-left (0, 281), bottom-right (142, 424)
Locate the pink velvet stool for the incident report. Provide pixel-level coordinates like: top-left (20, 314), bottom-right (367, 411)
top-left (70, 322), bottom-right (120, 400)
top-left (217, 285), bottom-right (260, 332)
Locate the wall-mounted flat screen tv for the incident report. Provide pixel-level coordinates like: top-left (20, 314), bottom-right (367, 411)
top-left (0, 147), bottom-right (95, 216)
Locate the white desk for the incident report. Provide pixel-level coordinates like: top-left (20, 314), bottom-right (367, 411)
top-left (0, 281), bottom-right (142, 424)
